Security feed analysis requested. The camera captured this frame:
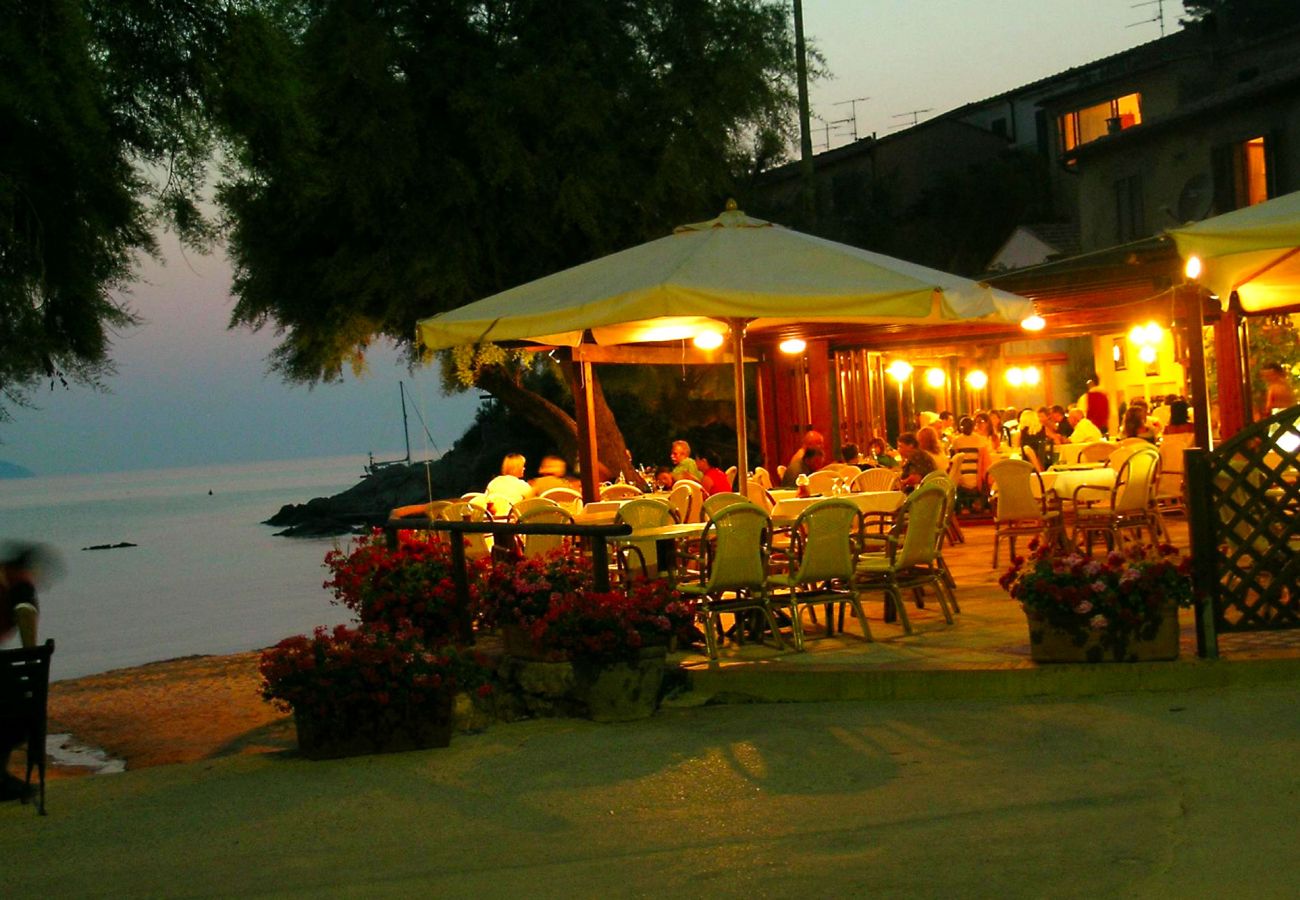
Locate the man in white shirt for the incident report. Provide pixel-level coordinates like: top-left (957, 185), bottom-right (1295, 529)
top-left (1067, 408), bottom-right (1103, 444)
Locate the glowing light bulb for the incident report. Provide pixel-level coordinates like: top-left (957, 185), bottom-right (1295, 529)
top-left (1023, 366), bottom-right (1040, 386)
top-left (693, 330), bottom-right (724, 350)
top-left (1139, 345), bottom-right (1157, 364)
top-left (965, 370), bottom-right (988, 390)
top-left (1020, 314), bottom-right (1046, 332)
top-left (1185, 255), bottom-right (1202, 280)
top-left (1005, 367), bottom-right (1024, 387)
top-left (778, 338), bottom-right (807, 355)
top-left (925, 367), bottom-right (946, 388)
top-left (887, 360), bottom-right (913, 383)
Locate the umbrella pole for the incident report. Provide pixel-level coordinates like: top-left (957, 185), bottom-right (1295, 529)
top-left (570, 357), bottom-right (601, 504)
top-left (730, 318), bottom-right (749, 488)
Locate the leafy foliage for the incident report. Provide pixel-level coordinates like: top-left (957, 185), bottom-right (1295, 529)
top-left (216, 0), bottom-right (800, 384)
top-left (0, 0), bottom-right (223, 416)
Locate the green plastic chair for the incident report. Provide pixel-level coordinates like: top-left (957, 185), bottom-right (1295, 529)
top-left (853, 482), bottom-right (954, 635)
top-left (767, 498), bottom-right (870, 649)
top-left (701, 492), bottom-right (747, 519)
top-left (440, 501), bottom-right (493, 559)
top-left (515, 504), bottom-right (575, 559)
top-left (678, 501), bottom-right (784, 662)
top-left (613, 498), bottom-right (678, 581)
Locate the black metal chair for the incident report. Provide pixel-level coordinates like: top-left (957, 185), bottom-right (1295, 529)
top-left (1, 639), bottom-right (54, 815)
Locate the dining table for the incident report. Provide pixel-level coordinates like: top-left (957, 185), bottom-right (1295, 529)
top-left (1036, 465), bottom-right (1116, 501)
top-left (572, 494), bottom-right (669, 525)
top-left (608, 521), bottom-right (708, 582)
top-left (769, 490), bottom-right (906, 525)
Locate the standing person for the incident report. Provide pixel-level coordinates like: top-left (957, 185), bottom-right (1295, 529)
top-left (1078, 377), bottom-right (1110, 436)
top-left (696, 454), bottom-right (733, 495)
top-left (1260, 362), bottom-right (1297, 418)
top-left (781, 430), bottom-right (825, 488)
top-left (2, 545), bottom-right (46, 801)
top-left (668, 440), bottom-right (702, 483)
top-left (896, 432), bottom-right (936, 489)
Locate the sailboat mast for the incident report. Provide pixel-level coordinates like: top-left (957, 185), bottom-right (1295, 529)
top-left (399, 381), bottom-right (412, 464)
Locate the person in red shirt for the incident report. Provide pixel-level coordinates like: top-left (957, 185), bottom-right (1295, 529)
top-left (696, 454), bottom-right (733, 495)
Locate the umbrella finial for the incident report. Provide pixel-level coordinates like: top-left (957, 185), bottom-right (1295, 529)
top-left (724, 198), bottom-right (738, 212)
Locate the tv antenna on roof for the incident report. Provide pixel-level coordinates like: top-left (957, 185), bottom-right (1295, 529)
top-left (1128, 0), bottom-right (1166, 37)
top-left (890, 108), bottom-right (933, 129)
top-left (833, 97), bottom-right (870, 141)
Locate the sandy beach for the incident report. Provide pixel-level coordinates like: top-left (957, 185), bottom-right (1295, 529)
top-left (39, 652), bottom-right (293, 777)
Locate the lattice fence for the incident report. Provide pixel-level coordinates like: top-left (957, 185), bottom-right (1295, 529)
top-left (1187, 405), bottom-right (1300, 656)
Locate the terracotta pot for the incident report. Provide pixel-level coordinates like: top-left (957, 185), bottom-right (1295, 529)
top-left (1027, 602), bottom-right (1180, 663)
top-left (293, 692), bottom-right (454, 760)
top-left (571, 645), bottom-right (668, 722)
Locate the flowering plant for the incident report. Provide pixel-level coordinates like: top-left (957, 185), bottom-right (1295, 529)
top-left (531, 580), bottom-right (696, 665)
top-left (259, 623), bottom-right (492, 727)
top-left (323, 529), bottom-right (487, 643)
top-left (1000, 541), bottom-right (1193, 638)
top-left (480, 549), bottom-right (592, 632)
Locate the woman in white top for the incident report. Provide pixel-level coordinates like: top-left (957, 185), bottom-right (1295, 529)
top-left (485, 453), bottom-right (535, 510)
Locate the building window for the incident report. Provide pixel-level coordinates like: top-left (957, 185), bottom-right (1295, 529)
top-left (1213, 135), bottom-right (1275, 212)
top-left (1058, 93), bottom-right (1142, 154)
top-left (1115, 174), bottom-right (1144, 243)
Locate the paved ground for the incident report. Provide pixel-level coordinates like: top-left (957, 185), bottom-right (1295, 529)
top-left (5, 681), bottom-right (1299, 897)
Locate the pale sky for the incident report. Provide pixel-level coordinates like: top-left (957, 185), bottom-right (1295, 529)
top-left (0, 1), bottom-right (1171, 477)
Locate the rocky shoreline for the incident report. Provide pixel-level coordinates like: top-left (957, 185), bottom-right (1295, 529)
top-left (264, 461), bottom-right (442, 536)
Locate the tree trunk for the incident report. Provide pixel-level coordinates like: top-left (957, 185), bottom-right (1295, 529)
top-left (562, 363), bottom-right (641, 485)
top-left (475, 364), bottom-right (578, 460)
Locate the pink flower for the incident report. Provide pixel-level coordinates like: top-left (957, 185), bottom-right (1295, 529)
top-left (1089, 614), bottom-right (1109, 631)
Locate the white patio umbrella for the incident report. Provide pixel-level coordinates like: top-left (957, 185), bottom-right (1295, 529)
top-left (418, 202), bottom-right (1036, 485)
top-left (1170, 189), bottom-right (1300, 313)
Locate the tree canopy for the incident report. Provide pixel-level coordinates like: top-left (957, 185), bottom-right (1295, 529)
top-left (1, 0), bottom-right (221, 417)
top-left (217, 0), bottom-right (799, 383)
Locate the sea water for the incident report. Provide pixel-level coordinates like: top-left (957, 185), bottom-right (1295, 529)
top-left (0, 456), bottom-right (383, 681)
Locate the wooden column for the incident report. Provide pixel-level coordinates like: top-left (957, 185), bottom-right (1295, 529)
top-left (730, 318), bottom-right (749, 482)
top-left (1214, 300), bottom-right (1248, 439)
top-left (1183, 284), bottom-right (1213, 449)
top-left (570, 358), bottom-right (600, 503)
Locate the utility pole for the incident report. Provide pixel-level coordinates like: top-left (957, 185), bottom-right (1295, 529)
top-left (793, 0), bottom-right (815, 225)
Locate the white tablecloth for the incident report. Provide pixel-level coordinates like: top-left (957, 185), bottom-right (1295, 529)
top-left (770, 491), bottom-right (905, 522)
top-left (1038, 468), bottom-right (1116, 500)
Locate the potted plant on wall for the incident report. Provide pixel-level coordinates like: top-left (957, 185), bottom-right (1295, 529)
top-left (259, 623), bottom-right (492, 759)
top-left (530, 580), bottom-right (696, 721)
top-left (1001, 541), bottom-right (1193, 662)
top-left (482, 549), bottom-right (593, 660)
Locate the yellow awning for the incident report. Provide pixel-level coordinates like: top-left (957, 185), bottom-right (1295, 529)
top-left (417, 205), bottom-right (1034, 350)
top-left (1169, 189), bottom-right (1300, 314)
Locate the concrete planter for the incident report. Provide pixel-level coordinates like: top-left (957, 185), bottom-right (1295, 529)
top-left (572, 646), bottom-right (669, 722)
top-left (1027, 602), bottom-right (1180, 663)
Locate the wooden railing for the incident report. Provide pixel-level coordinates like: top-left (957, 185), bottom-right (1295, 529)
top-left (384, 516), bottom-right (632, 641)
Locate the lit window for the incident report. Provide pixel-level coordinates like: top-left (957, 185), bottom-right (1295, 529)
top-left (1058, 93), bottom-right (1142, 154)
top-left (1214, 135), bottom-right (1273, 212)
top-left (1244, 137), bottom-right (1268, 207)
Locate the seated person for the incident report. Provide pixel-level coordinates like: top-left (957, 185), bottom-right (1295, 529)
top-left (839, 443), bottom-right (862, 466)
top-left (529, 455), bottom-right (577, 495)
top-left (1066, 408), bottom-right (1103, 444)
top-left (867, 437), bottom-right (898, 469)
top-left (896, 432), bottom-right (936, 490)
top-left (1163, 400), bottom-right (1194, 435)
top-left (653, 465), bottom-right (676, 491)
top-left (696, 454), bottom-right (733, 496)
top-left (485, 453), bottom-right (535, 507)
top-left (781, 430), bottom-right (825, 488)
top-left (669, 440), bottom-right (702, 484)
top-left (2, 545), bottom-right (43, 801)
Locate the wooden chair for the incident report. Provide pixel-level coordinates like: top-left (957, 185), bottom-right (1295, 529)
top-left (0, 639), bottom-right (54, 815)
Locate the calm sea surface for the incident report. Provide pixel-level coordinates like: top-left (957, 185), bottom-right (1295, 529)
top-left (0, 456), bottom-right (385, 681)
